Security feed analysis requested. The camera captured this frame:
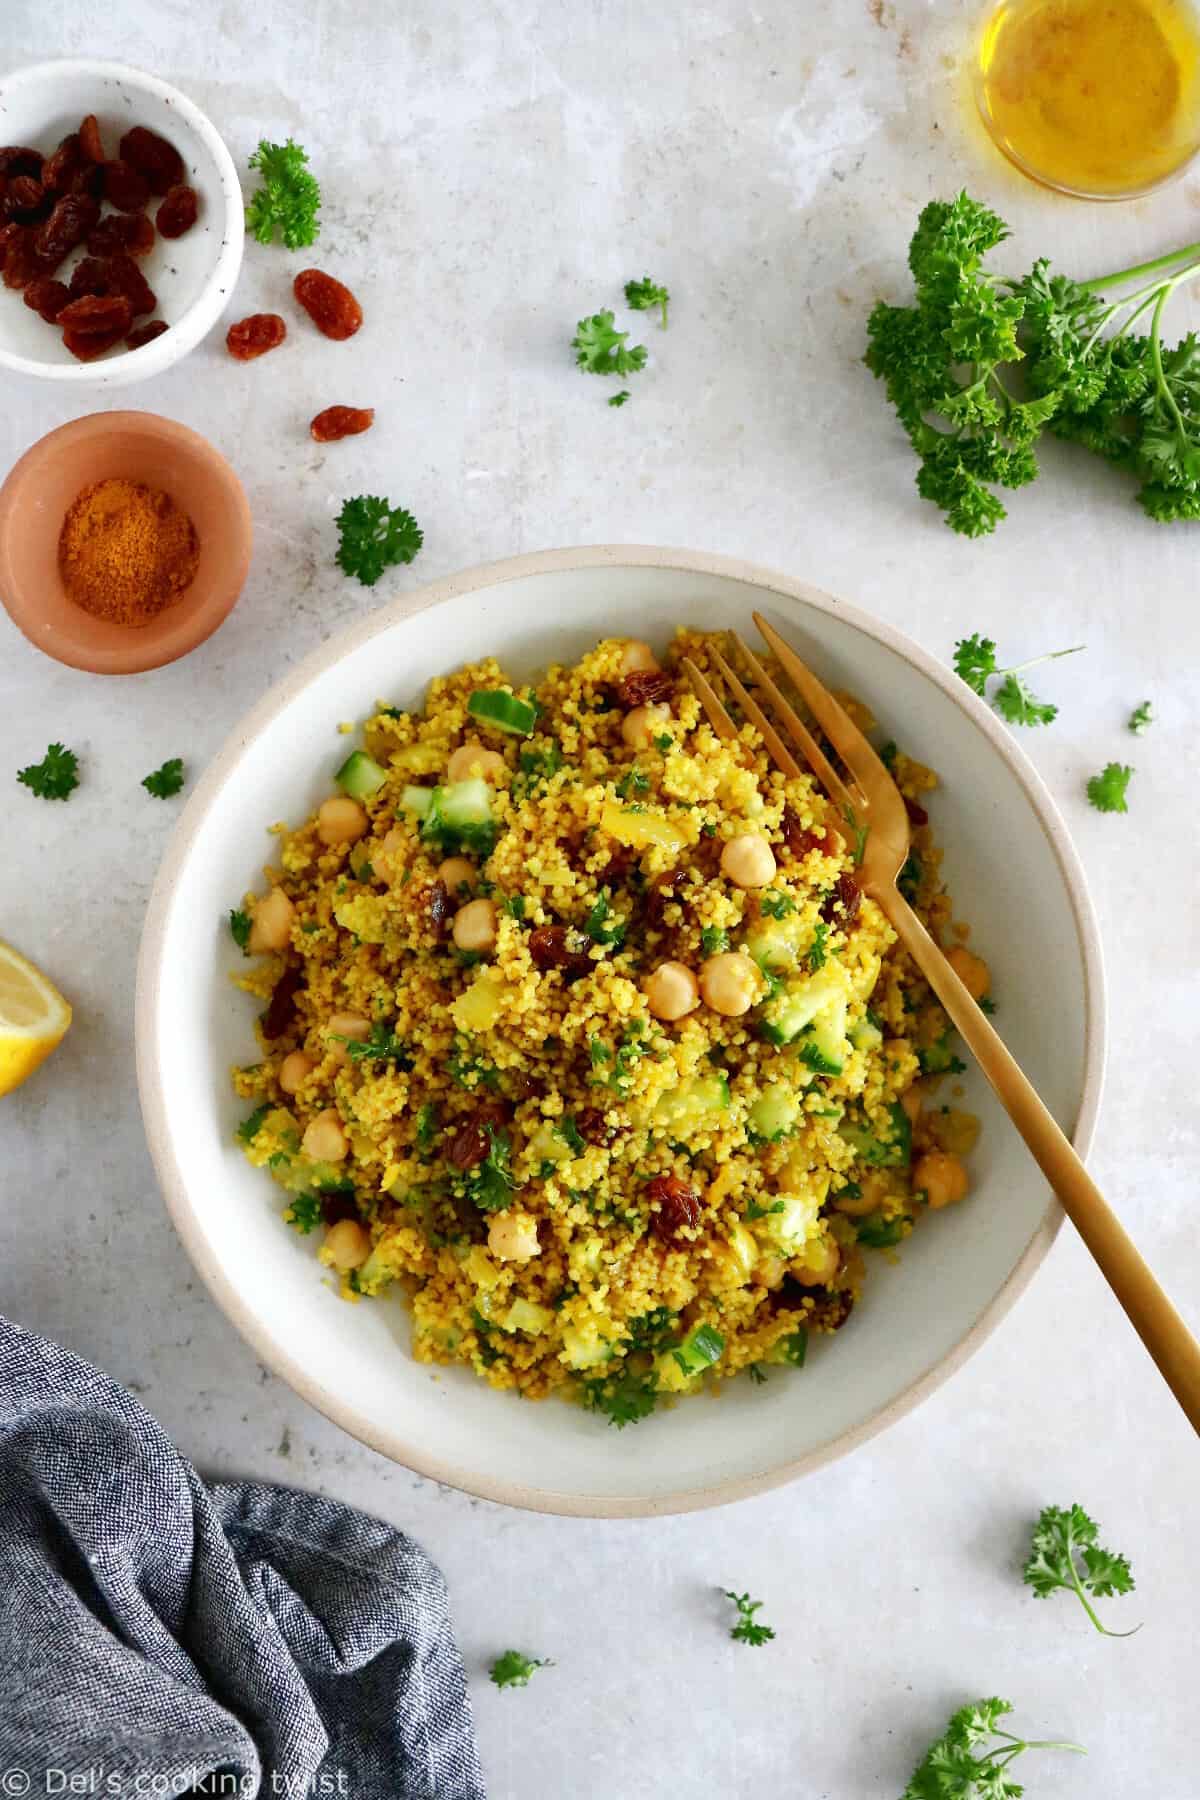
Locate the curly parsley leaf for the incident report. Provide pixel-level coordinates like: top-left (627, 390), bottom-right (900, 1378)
top-left (572, 310), bottom-right (648, 377)
top-left (608, 389), bottom-right (631, 408)
top-left (582, 1363), bottom-right (659, 1427)
top-left (1023, 1503), bottom-right (1138, 1636)
top-left (229, 909), bottom-right (251, 952)
top-left (285, 1192), bottom-right (323, 1235)
top-left (903, 1698), bottom-right (1084, 1799)
top-left (700, 925), bottom-right (728, 955)
top-left (245, 138), bottom-right (321, 249)
top-left (237, 1104), bottom-right (270, 1145)
top-left (723, 1590), bottom-right (775, 1647)
top-left (141, 757), bottom-right (185, 799)
top-left (624, 275), bottom-right (669, 328)
top-left (17, 742), bottom-right (79, 801)
top-left (335, 496), bottom-right (423, 587)
top-left (1086, 762), bottom-right (1133, 814)
top-left (808, 922), bottom-right (829, 971)
top-left (466, 1126), bottom-right (517, 1212)
top-left (992, 672), bottom-right (1058, 728)
top-left (336, 1022), bottom-right (411, 1065)
top-left (952, 634), bottom-right (999, 696)
top-left (489, 1649), bottom-right (553, 1689)
top-left (1128, 700), bottom-right (1153, 733)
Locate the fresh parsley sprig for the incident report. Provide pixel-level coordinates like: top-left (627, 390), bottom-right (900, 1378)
top-left (624, 275), bottom-right (670, 328)
top-left (572, 310), bottom-right (648, 377)
top-left (1128, 701), bottom-right (1153, 733)
top-left (336, 497), bottom-right (423, 587)
top-left (952, 634), bottom-right (1084, 727)
top-left (1086, 762), bottom-right (1133, 814)
top-left (903, 1698), bottom-right (1084, 1798)
top-left (489, 1650), bottom-right (553, 1689)
top-left (17, 742), bottom-right (80, 801)
top-left (723, 1590), bottom-right (775, 1647)
top-left (142, 757), bottom-right (185, 799)
top-left (245, 139), bottom-right (321, 249)
top-left (1023, 1503), bottom-right (1138, 1636)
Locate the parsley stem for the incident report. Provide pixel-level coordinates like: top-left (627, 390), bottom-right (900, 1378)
top-left (1067, 1556), bottom-right (1142, 1638)
top-left (1080, 242), bottom-right (1200, 293)
top-left (1005, 644), bottom-right (1085, 675)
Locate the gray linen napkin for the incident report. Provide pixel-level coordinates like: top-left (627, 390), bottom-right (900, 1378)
top-left (0, 1315), bottom-right (485, 1799)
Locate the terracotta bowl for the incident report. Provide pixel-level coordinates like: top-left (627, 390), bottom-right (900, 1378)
top-left (0, 410), bottom-right (252, 673)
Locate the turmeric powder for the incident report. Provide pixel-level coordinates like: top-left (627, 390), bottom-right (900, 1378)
top-left (59, 478), bottom-right (199, 626)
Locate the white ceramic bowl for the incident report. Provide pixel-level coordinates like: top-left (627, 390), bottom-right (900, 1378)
top-left (0, 58), bottom-right (243, 385)
top-left (137, 548), bottom-right (1106, 1516)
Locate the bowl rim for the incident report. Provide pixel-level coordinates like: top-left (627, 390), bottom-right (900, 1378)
top-left (135, 544), bottom-right (1107, 1517)
top-left (0, 56), bottom-right (244, 384)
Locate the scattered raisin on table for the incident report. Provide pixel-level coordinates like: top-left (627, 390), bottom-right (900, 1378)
top-left (4, 176), bottom-right (50, 224)
top-left (57, 292), bottom-right (132, 335)
top-left (88, 211), bottom-right (154, 258)
top-left (618, 668), bottom-right (672, 708)
top-left (23, 277), bottom-right (69, 322)
top-left (645, 1175), bottom-right (703, 1243)
top-left (0, 147), bottom-right (43, 179)
top-left (293, 268), bottom-right (363, 341)
top-left (310, 405), bottom-right (375, 442)
top-left (261, 967), bottom-right (304, 1040)
top-left (102, 159), bottom-right (150, 213)
top-left (41, 135), bottom-right (82, 195)
top-left (156, 184), bottom-right (198, 239)
top-left (34, 195), bottom-right (99, 272)
top-left (119, 125), bottom-right (184, 195)
top-left (126, 319), bottom-right (168, 349)
top-left (78, 115), bottom-right (105, 163)
top-left (62, 323), bottom-right (127, 361)
top-left (226, 312), bottom-right (287, 360)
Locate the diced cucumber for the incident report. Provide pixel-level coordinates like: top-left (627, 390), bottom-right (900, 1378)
top-left (848, 1015), bottom-right (883, 1053)
top-left (756, 1191), bottom-right (822, 1254)
top-left (401, 784), bottom-right (434, 818)
top-left (856, 1213), bottom-right (910, 1248)
top-left (798, 990), bottom-right (848, 1075)
top-left (766, 1328), bottom-right (808, 1368)
top-left (748, 1083), bottom-right (802, 1142)
top-left (467, 689), bottom-right (538, 737)
top-left (336, 749), bottom-right (389, 799)
top-left (669, 1322), bottom-right (725, 1378)
top-left (759, 964), bottom-right (847, 1046)
top-left (838, 1100), bottom-right (912, 1168)
top-left (654, 1072), bottom-right (730, 1131)
top-left (744, 920), bottom-right (799, 973)
top-left (437, 777), bottom-right (492, 830)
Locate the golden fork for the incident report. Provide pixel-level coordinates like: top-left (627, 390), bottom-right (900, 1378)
top-left (684, 612), bottom-right (1200, 1434)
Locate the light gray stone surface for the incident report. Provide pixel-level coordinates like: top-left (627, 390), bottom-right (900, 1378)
top-left (2, 4), bottom-right (1197, 1795)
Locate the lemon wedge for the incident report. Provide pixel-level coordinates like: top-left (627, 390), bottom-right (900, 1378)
top-left (0, 939), bottom-right (72, 1096)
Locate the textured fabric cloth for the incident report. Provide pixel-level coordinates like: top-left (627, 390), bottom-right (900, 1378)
top-left (0, 1315), bottom-right (485, 1800)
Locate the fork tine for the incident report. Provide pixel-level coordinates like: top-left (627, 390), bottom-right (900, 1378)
top-left (682, 658), bottom-right (738, 742)
top-left (708, 647), bottom-right (804, 780)
top-left (726, 634), bottom-right (864, 815)
top-left (753, 612), bottom-right (889, 787)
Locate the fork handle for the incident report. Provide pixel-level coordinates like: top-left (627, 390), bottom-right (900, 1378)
top-left (878, 885), bottom-right (1200, 1434)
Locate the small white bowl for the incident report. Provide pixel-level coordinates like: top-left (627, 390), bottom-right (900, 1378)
top-left (0, 58), bottom-right (243, 385)
top-left (137, 548), bottom-right (1106, 1517)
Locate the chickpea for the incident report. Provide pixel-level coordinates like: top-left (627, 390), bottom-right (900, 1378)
top-left (617, 639), bottom-right (660, 678)
top-left (437, 856), bottom-right (476, 896)
top-left (317, 796), bottom-right (368, 847)
top-left (914, 1150), bottom-right (969, 1210)
top-left (326, 1011), bottom-right (370, 1065)
top-left (899, 1087), bottom-right (923, 1125)
top-left (752, 1251), bottom-right (787, 1290)
top-left (248, 886), bottom-right (295, 954)
top-left (378, 825), bottom-right (408, 885)
top-left (720, 833), bottom-right (777, 890)
top-left (946, 944), bottom-right (990, 1002)
top-left (322, 1218), bottom-right (371, 1273)
top-left (278, 1049), bottom-right (316, 1095)
top-left (792, 1233), bottom-right (840, 1286)
top-left (453, 897), bottom-right (498, 954)
top-left (447, 741), bottom-right (507, 785)
top-left (621, 703), bottom-right (671, 751)
top-left (699, 951), bottom-right (761, 1018)
top-left (487, 1210), bottom-right (541, 1262)
top-left (644, 960), bottom-right (700, 1022)
top-left (301, 1108), bottom-right (348, 1164)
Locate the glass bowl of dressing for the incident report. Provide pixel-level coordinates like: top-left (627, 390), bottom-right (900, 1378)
top-left (975, 0), bottom-right (1200, 199)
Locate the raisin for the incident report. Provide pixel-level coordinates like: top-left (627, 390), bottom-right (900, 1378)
top-left (645, 1174), bottom-right (703, 1244)
top-left (119, 125), bottom-right (184, 195)
top-left (57, 292), bottom-right (133, 335)
top-left (645, 867), bottom-right (687, 925)
top-left (106, 250), bottom-right (156, 317)
top-left (903, 795), bottom-right (929, 827)
top-left (155, 183), bottom-right (197, 239)
top-left (261, 966), bottom-right (304, 1040)
top-left (310, 405), bottom-right (375, 442)
top-left (318, 1190), bottom-right (360, 1229)
top-left (575, 1106), bottom-right (617, 1147)
top-left (424, 879), bottom-right (453, 936)
top-left (446, 1119), bottom-right (490, 1171)
top-left (126, 319), bottom-right (168, 349)
top-left (87, 211), bottom-right (155, 258)
top-left (820, 871), bottom-right (862, 929)
top-left (0, 147), bottom-right (42, 179)
top-left (41, 135), bottom-right (82, 196)
top-left (4, 176), bottom-right (50, 223)
top-left (1, 226), bottom-right (37, 290)
top-left (69, 162), bottom-right (105, 200)
top-left (78, 115), bottom-right (106, 163)
top-left (33, 194), bottom-right (99, 271)
top-left (68, 256), bottom-right (115, 298)
top-left (23, 277), bottom-right (70, 322)
top-left (62, 323), bottom-right (127, 361)
top-left (293, 268), bottom-right (363, 341)
top-left (103, 159), bottom-right (150, 213)
top-left (226, 312), bottom-right (287, 360)
top-left (781, 805), bottom-right (826, 859)
top-left (618, 668), bottom-right (672, 708)
top-left (528, 924), bottom-right (591, 977)
top-left (599, 842), bottom-right (637, 887)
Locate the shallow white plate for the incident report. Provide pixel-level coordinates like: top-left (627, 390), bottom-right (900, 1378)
top-left (136, 548), bottom-right (1106, 1516)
